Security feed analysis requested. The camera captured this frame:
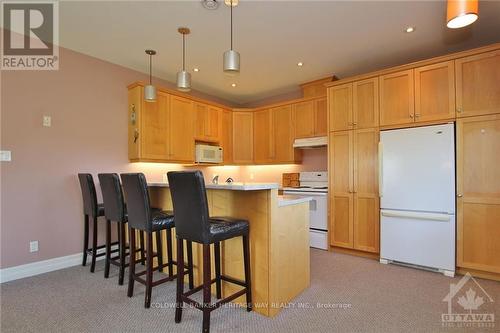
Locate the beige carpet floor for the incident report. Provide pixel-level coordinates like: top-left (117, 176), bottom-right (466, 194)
top-left (1, 249), bottom-right (499, 333)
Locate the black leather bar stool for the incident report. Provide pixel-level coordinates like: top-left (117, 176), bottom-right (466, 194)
top-left (168, 171), bottom-right (252, 333)
top-left (78, 173), bottom-right (119, 273)
top-left (99, 173), bottom-right (155, 285)
top-left (120, 173), bottom-right (194, 308)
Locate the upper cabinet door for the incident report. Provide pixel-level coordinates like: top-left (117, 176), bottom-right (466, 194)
top-left (221, 109), bottom-right (233, 164)
top-left (414, 61), bottom-right (456, 123)
top-left (194, 102), bottom-right (208, 140)
top-left (293, 100), bottom-right (315, 138)
top-left (353, 78), bottom-right (379, 129)
top-left (379, 70), bottom-right (415, 126)
top-left (194, 102), bottom-right (221, 142)
top-left (169, 95), bottom-right (194, 162)
top-left (273, 105), bottom-right (299, 163)
top-left (314, 98), bottom-right (328, 136)
top-left (328, 83), bottom-right (353, 132)
top-left (253, 109), bottom-right (273, 163)
top-left (232, 112), bottom-right (254, 164)
top-left (455, 50), bottom-right (500, 118)
top-left (141, 91), bottom-right (170, 160)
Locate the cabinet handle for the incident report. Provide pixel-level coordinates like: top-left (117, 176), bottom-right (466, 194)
top-left (353, 122), bottom-right (358, 125)
top-left (457, 194), bottom-right (463, 198)
top-left (456, 107), bottom-right (462, 113)
top-left (415, 113), bottom-right (421, 117)
top-left (409, 114), bottom-right (414, 118)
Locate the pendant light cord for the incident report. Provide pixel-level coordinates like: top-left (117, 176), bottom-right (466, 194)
top-left (230, 0), bottom-right (233, 50)
top-left (149, 54), bottom-right (152, 85)
top-left (182, 33), bottom-right (186, 71)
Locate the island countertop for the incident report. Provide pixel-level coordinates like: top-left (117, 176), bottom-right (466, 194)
top-left (148, 182), bottom-right (279, 191)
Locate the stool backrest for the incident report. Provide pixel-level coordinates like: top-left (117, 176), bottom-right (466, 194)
top-left (120, 173), bottom-right (152, 231)
top-left (78, 173), bottom-right (99, 217)
top-left (98, 173), bottom-right (126, 223)
top-left (168, 171), bottom-right (210, 243)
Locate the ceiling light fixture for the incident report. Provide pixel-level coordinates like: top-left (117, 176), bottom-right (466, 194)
top-left (144, 49), bottom-right (157, 102)
top-left (297, 62), bottom-right (303, 67)
top-left (193, 68), bottom-right (200, 72)
top-left (231, 83), bottom-right (237, 87)
top-left (223, 0), bottom-right (240, 75)
top-left (176, 27), bottom-right (191, 92)
top-left (446, 0), bottom-right (478, 29)
top-left (405, 26), bottom-right (415, 33)
top-left (202, 0), bottom-right (219, 10)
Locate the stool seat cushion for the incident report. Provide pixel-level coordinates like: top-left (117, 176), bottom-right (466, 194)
top-left (151, 210), bottom-right (175, 231)
top-left (208, 217), bottom-right (249, 243)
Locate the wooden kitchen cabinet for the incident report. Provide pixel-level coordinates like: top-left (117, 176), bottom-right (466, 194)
top-left (353, 128), bottom-right (379, 253)
top-left (456, 114), bottom-right (500, 274)
top-left (328, 83), bottom-right (352, 132)
top-left (221, 109), bottom-right (233, 164)
top-left (273, 104), bottom-right (301, 163)
top-left (232, 111), bottom-right (254, 164)
top-left (414, 61), bottom-right (456, 122)
top-left (353, 77), bottom-right (379, 129)
top-left (169, 95), bottom-right (195, 162)
top-left (455, 50), bottom-right (500, 118)
top-left (140, 91), bottom-right (170, 160)
top-left (330, 131), bottom-right (354, 248)
top-left (194, 102), bottom-right (222, 143)
top-left (329, 129), bottom-right (379, 253)
top-left (379, 69), bottom-right (415, 126)
top-left (293, 97), bottom-right (327, 138)
top-left (253, 108), bottom-right (273, 163)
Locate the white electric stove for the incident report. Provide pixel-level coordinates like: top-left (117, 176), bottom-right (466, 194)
top-left (283, 172), bottom-right (328, 250)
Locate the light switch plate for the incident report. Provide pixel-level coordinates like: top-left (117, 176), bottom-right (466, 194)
top-left (0, 150), bottom-right (11, 161)
top-left (29, 240), bottom-right (39, 253)
top-left (43, 115), bottom-right (51, 127)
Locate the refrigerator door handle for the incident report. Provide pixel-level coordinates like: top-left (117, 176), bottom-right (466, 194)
top-left (381, 210), bottom-right (451, 222)
top-left (378, 142), bottom-right (383, 197)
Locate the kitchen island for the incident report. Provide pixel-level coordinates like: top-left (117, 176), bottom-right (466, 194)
top-left (148, 182), bottom-right (311, 317)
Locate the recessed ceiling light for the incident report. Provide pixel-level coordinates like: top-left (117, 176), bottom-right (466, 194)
top-left (297, 62), bottom-right (303, 67)
top-left (231, 83), bottom-right (237, 87)
top-left (193, 68), bottom-right (199, 72)
top-left (405, 26), bottom-right (415, 33)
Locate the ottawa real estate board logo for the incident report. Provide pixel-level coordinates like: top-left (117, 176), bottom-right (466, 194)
top-left (442, 272), bottom-right (495, 328)
top-left (1, 1), bottom-right (59, 70)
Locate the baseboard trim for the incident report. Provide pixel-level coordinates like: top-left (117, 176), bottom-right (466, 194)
top-left (0, 245), bottom-right (118, 284)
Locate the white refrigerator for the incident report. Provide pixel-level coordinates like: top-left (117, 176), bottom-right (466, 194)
top-left (379, 123), bottom-right (456, 277)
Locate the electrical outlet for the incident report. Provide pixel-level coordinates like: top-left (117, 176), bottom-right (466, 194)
top-left (29, 240), bottom-right (39, 253)
top-left (43, 115), bottom-right (51, 127)
top-left (0, 150), bottom-right (11, 161)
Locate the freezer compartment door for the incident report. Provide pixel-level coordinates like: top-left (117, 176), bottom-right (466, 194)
top-left (380, 209), bottom-right (455, 271)
top-left (380, 123), bottom-right (455, 214)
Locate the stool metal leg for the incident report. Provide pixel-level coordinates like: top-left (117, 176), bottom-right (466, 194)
top-left (90, 217), bottom-right (98, 273)
top-left (104, 219), bottom-right (112, 278)
top-left (175, 238), bottom-right (185, 323)
top-left (202, 244), bottom-right (211, 333)
top-left (156, 231), bottom-right (163, 273)
top-left (214, 242), bottom-right (222, 299)
top-left (82, 214), bottom-right (89, 266)
top-left (118, 222), bottom-right (126, 285)
top-left (243, 234), bottom-right (252, 312)
top-left (187, 241), bottom-right (194, 290)
top-left (166, 228), bottom-right (174, 278)
top-left (145, 232), bottom-right (154, 308)
top-left (127, 227), bottom-right (136, 298)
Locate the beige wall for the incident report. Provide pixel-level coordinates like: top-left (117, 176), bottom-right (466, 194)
top-left (0, 46), bottom-right (326, 269)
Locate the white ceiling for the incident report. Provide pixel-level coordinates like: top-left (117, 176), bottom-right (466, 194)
top-left (59, 1), bottom-right (500, 105)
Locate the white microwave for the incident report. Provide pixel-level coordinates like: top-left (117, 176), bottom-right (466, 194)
top-left (195, 144), bottom-right (223, 164)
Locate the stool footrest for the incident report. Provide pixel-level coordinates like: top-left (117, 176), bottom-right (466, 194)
top-left (180, 288), bottom-right (248, 312)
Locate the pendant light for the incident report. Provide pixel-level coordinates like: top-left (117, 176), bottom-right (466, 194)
top-left (447, 0), bottom-right (479, 29)
top-left (223, 0), bottom-right (240, 74)
top-left (144, 49), bottom-right (157, 102)
top-left (177, 27), bottom-right (191, 92)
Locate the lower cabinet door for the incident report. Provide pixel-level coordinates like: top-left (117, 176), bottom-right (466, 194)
top-left (331, 194), bottom-right (354, 248)
top-left (353, 196), bottom-right (379, 253)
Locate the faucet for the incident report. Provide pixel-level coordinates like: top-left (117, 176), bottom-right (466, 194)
top-left (225, 177), bottom-right (234, 183)
top-left (212, 174), bottom-right (219, 184)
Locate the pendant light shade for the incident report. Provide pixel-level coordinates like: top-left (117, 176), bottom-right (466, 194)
top-left (447, 0), bottom-right (478, 29)
top-left (144, 49), bottom-right (157, 102)
top-left (223, 0), bottom-right (240, 74)
top-left (177, 27), bottom-right (191, 92)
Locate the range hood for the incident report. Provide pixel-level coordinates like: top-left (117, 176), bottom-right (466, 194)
top-left (293, 136), bottom-right (327, 149)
